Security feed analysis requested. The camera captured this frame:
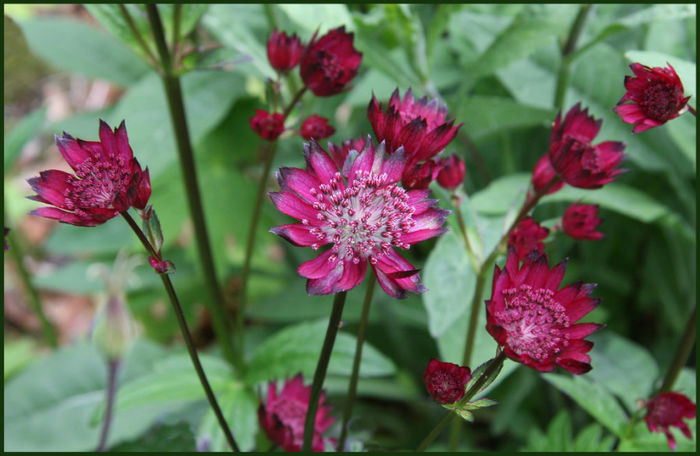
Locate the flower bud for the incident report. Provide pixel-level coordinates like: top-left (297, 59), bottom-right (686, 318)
top-left (436, 154), bottom-right (466, 190)
top-left (92, 294), bottom-right (135, 361)
top-left (250, 109), bottom-right (285, 141)
top-left (267, 29), bottom-right (303, 73)
top-left (562, 203), bottom-right (604, 241)
top-left (423, 358), bottom-right (472, 404)
top-left (300, 114), bottom-right (335, 140)
top-left (300, 26), bottom-right (362, 97)
top-left (508, 217), bottom-right (549, 260)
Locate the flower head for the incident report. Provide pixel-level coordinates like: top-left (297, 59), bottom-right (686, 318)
top-left (300, 26), bottom-right (362, 97)
top-left (367, 87), bottom-right (462, 167)
top-left (258, 374), bottom-right (335, 452)
top-left (269, 138), bottom-right (448, 298)
top-left (267, 29), bottom-right (304, 73)
top-left (614, 62), bottom-right (690, 133)
top-left (562, 203), bottom-right (604, 241)
top-left (327, 136), bottom-right (367, 171)
top-left (531, 154), bottom-right (565, 195)
top-left (549, 103), bottom-right (626, 189)
top-left (436, 154), bottom-right (466, 190)
top-left (301, 114), bottom-right (335, 141)
top-left (250, 109), bottom-right (285, 141)
top-left (486, 249), bottom-right (603, 374)
top-left (644, 391), bottom-right (696, 450)
top-left (508, 217), bottom-right (549, 261)
top-left (423, 358), bottom-right (472, 404)
top-left (28, 120), bottom-right (150, 227)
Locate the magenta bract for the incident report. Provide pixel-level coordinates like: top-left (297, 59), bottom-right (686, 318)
top-left (508, 217), bottom-right (549, 261)
top-left (300, 26), bottom-right (362, 97)
top-left (549, 103), bottom-right (626, 189)
top-left (269, 138), bottom-right (448, 298)
top-left (486, 249), bottom-right (603, 374)
top-left (644, 391), bottom-right (696, 450)
top-left (300, 114), bottom-right (335, 140)
top-left (267, 29), bottom-right (304, 73)
top-left (614, 62), bottom-right (690, 133)
top-left (327, 136), bottom-right (367, 171)
top-left (28, 120), bottom-right (151, 227)
top-left (423, 358), bottom-right (472, 404)
top-left (436, 153), bottom-right (466, 190)
top-left (258, 374), bottom-right (335, 452)
top-left (531, 154), bottom-right (565, 195)
top-left (250, 109), bottom-right (285, 141)
top-left (402, 159), bottom-right (438, 190)
top-left (562, 203), bottom-right (604, 241)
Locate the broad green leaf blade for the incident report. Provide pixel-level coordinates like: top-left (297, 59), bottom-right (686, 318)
top-left (544, 373), bottom-right (629, 437)
top-left (422, 231), bottom-right (476, 337)
top-left (111, 421), bottom-right (196, 452)
top-left (277, 4), bottom-right (354, 35)
top-left (3, 338), bottom-right (40, 381)
top-left (624, 50), bottom-right (696, 100)
top-left (545, 410), bottom-right (573, 452)
top-left (573, 423), bottom-right (615, 452)
top-left (244, 319), bottom-right (396, 385)
top-left (456, 96), bottom-right (555, 140)
top-left (18, 18), bottom-right (150, 86)
top-left (44, 219), bottom-right (134, 256)
top-left (84, 5), bottom-right (151, 61)
top-left (4, 106), bottom-right (47, 170)
top-left (198, 382), bottom-right (258, 451)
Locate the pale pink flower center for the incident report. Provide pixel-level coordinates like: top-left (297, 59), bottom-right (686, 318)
top-left (305, 171), bottom-right (416, 265)
top-left (65, 155), bottom-right (131, 211)
top-left (497, 284), bottom-right (571, 361)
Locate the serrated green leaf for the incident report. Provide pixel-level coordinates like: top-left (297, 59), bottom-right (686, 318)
top-left (456, 96), bottom-right (555, 140)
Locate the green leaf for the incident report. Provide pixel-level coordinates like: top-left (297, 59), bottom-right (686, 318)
top-left (624, 50), bottom-right (696, 100)
top-left (618, 420), bottom-right (697, 452)
top-left (465, 357), bottom-right (504, 397)
top-left (4, 105), bottom-right (46, 170)
top-left (3, 338), bottom-right (40, 381)
top-left (585, 331), bottom-right (659, 412)
top-left (464, 397), bottom-right (498, 410)
top-left (111, 421), bottom-right (196, 452)
top-left (573, 423), bottom-right (615, 452)
top-left (198, 382), bottom-right (258, 452)
top-left (32, 260), bottom-right (106, 294)
top-left (84, 5), bottom-right (151, 61)
top-left (456, 409), bottom-right (475, 422)
top-left (18, 18), bottom-right (150, 86)
top-left (244, 319), bottom-right (396, 385)
top-left (44, 218), bottom-right (134, 256)
top-left (470, 173), bottom-right (531, 215)
top-left (665, 111), bottom-right (696, 169)
top-left (544, 373), bottom-right (628, 437)
top-left (277, 4), bottom-right (354, 35)
top-left (456, 96), bottom-right (555, 140)
top-left (545, 410), bottom-right (573, 452)
top-left (422, 231), bottom-right (476, 337)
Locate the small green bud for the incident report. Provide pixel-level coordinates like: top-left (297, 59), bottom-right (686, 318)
top-left (93, 294), bottom-right (135, 362)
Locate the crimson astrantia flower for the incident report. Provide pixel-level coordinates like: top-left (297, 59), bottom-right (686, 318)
top-left (562, 203), bottom-right (604, 241)
top-left (300, 114), bottom-right (335, 140)
top-left (368, 87), bottom-right (463, 166)
top-left (436, 154), bottom-right (466, 190)
top-left (269, 139), bottom-right (448, 298)
top-left (250, 109), bottom-right (285, 141)
top-left (300, 26), bottom-right (362, 97)
top-left (614, 62), bottom-right (690, 133)
top-left (423, 358), bottom-right (472, 404)
top-left (486, 249), bottom-right (603, 374)
top-left (549, 103), bottom-right (626, 189)
top-left (644, 392), bottom-right (696, 450)
top-left (531, 154), bottom-right (566, 195)
top-left (28, 120), bottom-right (151, 227)
top-left (258, 374), bottom-right (335, 452)
top-left (267, 29), bottom-right (304, 73)
top-left (508, 217), bottom-right (549, 261)
top-left (402, 159), bottom-right (438, 190)
top-left (327, 136), bottom-right (366, 171)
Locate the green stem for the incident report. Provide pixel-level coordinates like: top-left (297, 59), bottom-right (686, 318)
top-left (5, 216), bottom-right (58, 347)
top-left (553, 4), bottom-right (592, 110)
top-left (122, 211), bottom-right (240, 452)
top-left (118, 5), bottom-right (159, 69)
top-left (96, 359), bottom-right (120, 451)
top-left (171, 4), bottom-right (182, 68)
top-left (337, 276), bottom-right (376, 451)
top-left (659, 306), bottom-right (696, 393)
top-left (302, 291), bottom-right (348, 452)
top-left (282, 86), bottom-right (308, 118)
top-left (146, 4), bottom-right (240, 371)
top-left (416, 412), bottom-right (454, 452)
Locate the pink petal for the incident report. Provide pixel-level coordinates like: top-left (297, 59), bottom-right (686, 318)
top-left (269, 191), bottom-right (319, 223)
top-left (278, 167), bottom-right (321, 203)
top-left (298, 250), bottom-right (335, 279)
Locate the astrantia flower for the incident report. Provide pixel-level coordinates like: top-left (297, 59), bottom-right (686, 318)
top-left (300, 26), bottom-right (362, 97)
top-left (367, 87), bottom-right (462, 168)
top-left (327, 136), bottom-right (366, 171)
top-left (267, 29), bottom-right (304, 73)
top-left (402, 159), bottom-right (438, 190)
top-left (269, 138), bottom-right (448, 298)
top-left (258, 374), bottom-right (335, 452)
top-left (436, 154), bottom-right (466, 190)
top-left (644, 391), bottom-right (696, 450)
top-left (300, 114), bottom-right (335, 140)
top-left (28, 120), bottom-right (151, 227)
top-left (614, 62), bottom-right (690, 133)
top-left (250, 109), bottom-right (285, 141)
top-left (508, 217), bottom-right (549, 261)
top-left (549, 103), bottom-right (626, 189)
top-left (423, 358), bottom-right (472, 404)
top-left (531, 154), bottom-right (565, 195)
top-left (562, 203), bottom-right (604, 241)
top-left (486, 249), bottom-right (603, 374)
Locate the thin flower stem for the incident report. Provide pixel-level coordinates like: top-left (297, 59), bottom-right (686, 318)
top-left (4, 217), bottom-right (58, 347)
top-left (121, 211), bottom-right (240, 452)
top-left (302, 291), bottom-right (348, 452)
top-left (146, 4), bottom-right (240, 371)
top-left (171, 4), bottom-right (182, 68)
top-left (554, 4), bottom-right (593, 110)
top-left (451, 193), bottom-right (480, 270)
top-left (96, 359), bottom-right (120, 452)
top-left (337, 276), bottom-right (376, 451)
top-left (282, 86), bottom-right (308, 118)
top-left (688, 105), bottom-right (696, 116)
top-left (659, 306), bottom-right (696, 393)
top-left (118, 5), bottom-right (159, 69)
top-left (416, 412), bottom-right (454, 452)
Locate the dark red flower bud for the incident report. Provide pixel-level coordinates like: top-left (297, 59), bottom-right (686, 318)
top-left (562, 203), bottom-right (604, 241)
top-left (531, 154), bottom-right (565, 195)
top-left (423, 358), bottom-right (472, 404)
top-left (300, 26), bottom-right (362, 97)
top-left (149, 256), bottom-right (174, 274)
top-left (402, 158), bottom-right (437, 190)
top-left (508, 217), bottom-right (549, 260)
top-left (300, 114), bottom-right (335, 140)
top-left (267, 29), bottom-right (304, 73)
top-left (644, 392), bottom-right (696, 450)
top-left (250, 109), bottom-right (285, 141)
top-left (436, 154), bottom-right (466, 190)
top-left (549, 103), bottom-right (626, 189)
top-left (614, 62), bottom-right (690, 133)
